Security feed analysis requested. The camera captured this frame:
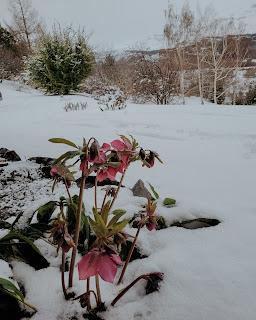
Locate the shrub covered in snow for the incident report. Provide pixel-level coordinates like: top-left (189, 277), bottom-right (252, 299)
top-left (27, 27), bottom-right (94, 94)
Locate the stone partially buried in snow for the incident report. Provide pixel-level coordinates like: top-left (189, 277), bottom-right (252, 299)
top-left (28, 156), bottom-right (54, 166)
top-left (28, 156), bottom-right (55, 178)
top-left (0, 148), bottom-right (21, 161)
top-left (131, 179), bottom-right (151, 200)
top-left (171, 218), bottom-right (221, 229)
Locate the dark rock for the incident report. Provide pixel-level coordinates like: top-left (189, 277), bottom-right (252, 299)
top-left (0, 162), bottom-right (8, 167)
top-left (76, 176), bottom-right (120, 189)
top-left (40, 166), bottom-right (52, 179)
top-left (28, 157), bottom-right (55, 179)
top-left (171, 218), bottom-right (221, 229)
top-left (131, 179), bottom-right (151, 200)
top-left (28, 157), bottom-right (54, 166)
top-left (0, 148), bottom-right (21, 161)
top-left (120, 240), bottom-right (147, 262)
top-left (0, 148), bottom-right (8, 155)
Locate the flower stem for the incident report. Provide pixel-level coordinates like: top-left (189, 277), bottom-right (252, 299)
top-left (86, 278), bottom-right (91, 310)
top-left (109, 168), bottom-right (127, 212)
top-left (100, 190), bottom-right (108, 213)
top-left (117, 224), bottom-right (141, 285)
top-left (112, 274), bottom-right (151, 306)
top-left (95, 274), bottom-right (102, 306)
top-left (94, 177), bottom-right (98, 210)
top-left (64, 178), bottom-right (72, 203)
top-left (61, 250), bottom-right (68, 299)
top-left (68, 173), bottom-right (86, 288)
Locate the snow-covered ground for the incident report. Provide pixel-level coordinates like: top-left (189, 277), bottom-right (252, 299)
top-left (1, 80), bottom-right (256, 320)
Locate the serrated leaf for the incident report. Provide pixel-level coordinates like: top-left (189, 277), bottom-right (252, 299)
top-left (101, 200), bottom-right (111, 224)
top-left (88, 217), bottom-right (102, 237)
top-left (109, 219), bottom-right (129, 235)
top-left (49, 138), bottom-right (78, 149)
top-left (95, 213), bottom-right (108, 235)
top-left (108, 211), bottom-right (127, 227)
top-left (112, 209), bottom-right (126, 216)
top-left (148, 182), bottom-right (159, 200)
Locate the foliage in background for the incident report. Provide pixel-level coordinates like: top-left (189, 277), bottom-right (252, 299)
top-left (27, 26), bottom-right (94, 94)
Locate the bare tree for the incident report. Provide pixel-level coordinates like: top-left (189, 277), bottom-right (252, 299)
top-left (132, 52), bottom-right (179, 104)
top-left (202, 18), bottom-right (247, 104)
top-left (7, 0), bottom-right (44, 49)
top-left (164, 2), bottom-right (194, 104)
top-left (189, 7), bottom-right (215, 104)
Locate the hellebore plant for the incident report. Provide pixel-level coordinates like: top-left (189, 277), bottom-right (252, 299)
top-left (49, 135), bottom-right (163, 311)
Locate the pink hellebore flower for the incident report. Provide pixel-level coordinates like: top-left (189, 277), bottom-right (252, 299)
top-left (101, 143), bottom-right (111, 152)
top-left (111, 138), bottom-right (132, 173)
top-left (97, 166), bottom-right (118, 182)
top-left (50, 166), bottom-right (58, 177)
top-left (111, 139), bottom-right (127, 152)
top-left (92, 150), bottom-right (107, 165)
top-left (111, 137), bottom-right (132, 152)
top-left (78, 249), bottom-right (122, 283)
top-left (146, 222), bottom-right (157, 231)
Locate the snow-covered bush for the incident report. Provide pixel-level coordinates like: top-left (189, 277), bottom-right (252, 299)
top-left (27, 27), bottom-right (94, 94)
top-left (96, 90), bottom-right (127, 111)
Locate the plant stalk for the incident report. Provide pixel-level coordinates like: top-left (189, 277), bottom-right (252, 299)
top-left (64, 178), bottom-right (72, 203)
top-left (95, 274), bottom-right (102, 306)
top-left (61, 250), bottom-right (68, 299)
top-left (94, 177), bottom-right (98, 210)
top-left (117, 224), bottom-right (141, 285)
top-left (86, 278), bottom-right (91, 310)
top-left (111, 274), bottom-right (148, 306)
top-left (68, 173), bottom-right (86, 288)
top-left (109, 168), bottom-right (127, 212)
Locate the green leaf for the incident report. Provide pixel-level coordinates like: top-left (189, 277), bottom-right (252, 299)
top-left (49, 138), bottom-right (78, 149)
top-left (163, 197), bottom-right (176, 207)
top-left (53, 150), bottom-right (80, 164)
top-left (36, 201), bottom-right (57, 223)
top-left (148, 183), bottom-right (159, 200)
top-left (88, 217), bottom-right (103, 237)
top-left (112, 209), bottom-right (126, 216)
top-left (0, 231), bottom-right (49, 270)
top-left (0, 231), bottom-right (41, 255)
top-left (109, 219), bottom-right (129, 235)
top-left (0, 277), bottom-right (24, 303)
top-left (108, 211), bottom-right (127, 227)
top-left (0, 278), bottom-right (37, 311)
top-left (101, 200), bottom-right (111, 224)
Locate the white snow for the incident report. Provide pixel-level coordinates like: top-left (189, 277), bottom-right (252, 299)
top-left (1, 80), bottom-right (256, 320)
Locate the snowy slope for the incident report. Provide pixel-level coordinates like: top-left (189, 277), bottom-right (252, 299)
top-left (1, 81), bottom-right (256, 320)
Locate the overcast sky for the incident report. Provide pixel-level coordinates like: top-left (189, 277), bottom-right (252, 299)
top-left (1, 0), bottom-right (256, 50)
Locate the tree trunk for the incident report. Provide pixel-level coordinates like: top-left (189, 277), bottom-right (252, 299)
top-left (18, 0), bottom-right (31, 49)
